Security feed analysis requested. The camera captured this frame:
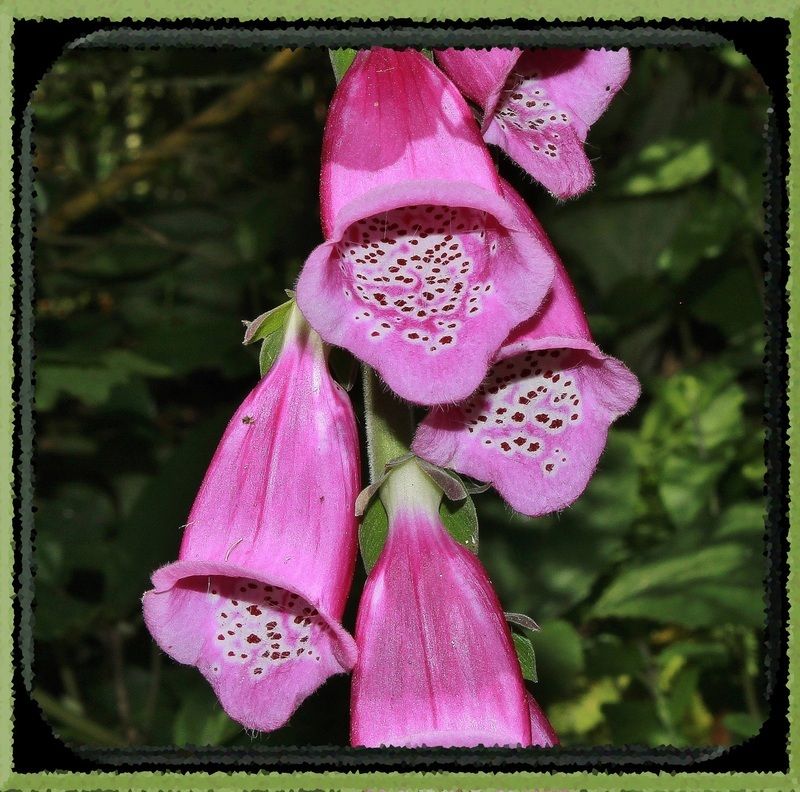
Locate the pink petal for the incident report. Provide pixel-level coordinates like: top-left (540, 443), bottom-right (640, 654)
top-left (439, 48), bottom-right (630, 199)
top-left (299, 47), bottom-right (556, 404)
top-left (434, 47), bottom-right (522, 123)
top-left (528, 694), bottom-right (559, 747)
top-left (297, 196), bottom-right (554, 405)
top-left (412, 181), bottom-right (640, 516)
top-left (142, 309), bottom-right (359, 732)
top-left (319, 48), bottom-right (501, 239)
top-left (351, 504), bottom-right (531, 747)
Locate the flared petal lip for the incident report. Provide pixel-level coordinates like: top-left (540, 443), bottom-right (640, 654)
top-left (498, 333), bottom-right (641, 418)
top-left (327, 179), bottom-right (530, 243)
top-left (498, 332), bottom-right (600, 361)
top-left (481, 54), bottom-right (522, 131)
top-left (143, 558), bottom-right (358, 671)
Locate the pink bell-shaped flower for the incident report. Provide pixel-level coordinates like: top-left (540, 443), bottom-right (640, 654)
top-left (296, 47), bottom-right (556, 406)
top-left (142, 304), bottom-right (360, 732)
top-left (413, 180), bottom-right (640, 516)
top-left (350, 459), bottom-right (556, 747)
top-left (436, 47), bottom-right (630, 199)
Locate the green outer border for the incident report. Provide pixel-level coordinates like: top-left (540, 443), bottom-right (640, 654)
top-left (3, 4), bottom-right (796, 791)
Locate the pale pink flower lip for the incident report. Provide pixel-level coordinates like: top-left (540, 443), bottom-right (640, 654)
top-left (412, 180), bottom-right (640, 517)
top-left (350, 461), bottom-right (555, 748)
top-left (297, 48), bottom-right (556, 406)
top-left (436, 47), bottom-right (631, 199)
top-left (142, 306), bottom-right (360, 733)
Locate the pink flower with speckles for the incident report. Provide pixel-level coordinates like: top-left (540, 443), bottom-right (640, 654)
top-left (296, 47), bottom-right (556, 406)
top-left (142, 305), bottom-right (359, 732)
top-left (350, 460), bottom-right (558, 747)
top-left (413, 180), bottom-right (640, 516)
top-left (436, 47), bottom-right (630, 199)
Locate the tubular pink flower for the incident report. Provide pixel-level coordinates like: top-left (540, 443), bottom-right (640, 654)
top-left (413, 181), bottom-right (640, 517)
top-left (142, 305), bottom-right (359, 732)
top-left (436, 47), bottom-right (631, 199)
top-left (350, 461), bottom-right (556, 747)
top-left (296, 47), bottom-right (556, 405)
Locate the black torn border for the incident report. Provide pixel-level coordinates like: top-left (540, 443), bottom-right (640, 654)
top-left (9, 16), bottom-right (791, 779)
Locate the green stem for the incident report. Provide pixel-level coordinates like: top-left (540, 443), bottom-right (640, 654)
top-left (362, 365), bottom-right (415, 481)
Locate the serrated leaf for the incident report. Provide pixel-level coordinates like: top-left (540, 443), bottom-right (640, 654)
top-left (358, 496), bottom-right (389, 574)
top-left (513, 633), bottom-right (538, 682)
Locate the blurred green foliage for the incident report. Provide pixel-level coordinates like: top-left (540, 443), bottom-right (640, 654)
top-left (30, 45), bottom-right (768, 749)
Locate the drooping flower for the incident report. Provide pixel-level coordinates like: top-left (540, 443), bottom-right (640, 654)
top-left (412, 180), bottom-right (640, 517)
top-left (436, 47), bottom-right (630, 199)
top-left (296, 47), bottom-right (556, 406)
top-left (142, 304), bottom-right (359, 732)
top-left (350, 459), bottom-right (556, 747)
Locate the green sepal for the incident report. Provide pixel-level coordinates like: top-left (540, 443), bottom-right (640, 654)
top-left (358, 496), bottom-right (388, 574)
top-left (357, 457), bottom-right (479, 572)
top-left (416, 459), bottom-right (468, 502)
top-left (439, 492), bottom-right (479, 554)
top-left (242, 297), bottom-right (294, 377)
top-left (329, 49), bottom-right (358, 83)
top-left (506, 611), bottom-right (541, 632)
top-left (513, 632), bottom-right (538, 683)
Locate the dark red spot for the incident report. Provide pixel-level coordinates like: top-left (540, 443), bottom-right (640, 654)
top-left (246, 634), bottom-right (261, 644)
top-left (246, 605), bottom-right (262, 616)
top-left (514, 437), bottom-right (526, 446)
top-left (512, 412), bottom-right (524, 422)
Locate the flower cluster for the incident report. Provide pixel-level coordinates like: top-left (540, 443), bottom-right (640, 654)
top-left (143, 46), bottom-right (637, 747)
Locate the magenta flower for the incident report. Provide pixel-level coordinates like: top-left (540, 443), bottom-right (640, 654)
top-left (413, 180), bottom-right (640, 517)
top-left (436, 47), bottom-right (630, 199)
top-left (142, 305), bottom-right (359, 732)
top-left (296, 47), bottom-right (556, 405)
top-left (350, 460), bottom-right (556, 747)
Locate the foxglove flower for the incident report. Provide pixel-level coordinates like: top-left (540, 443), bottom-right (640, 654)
top-left (351, 460), bottom-right (556, 747)
top-left (296, 47), bottom-right (556, 405)
top-left (413, 181), bottom-right (640, 517)
top-left (142, 305), bottom-right (359, 732)
top-left (436, 47), bottom-right (630, 199)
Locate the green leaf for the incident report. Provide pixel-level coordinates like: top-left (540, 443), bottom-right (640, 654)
top-left (723, 712), bottom-right (763, 739)
top-left (512, 633), bottom-right (538, 682)
top-left (614, 138), bottom-right (714, 196)
top-left (358, 496), bottom-right (388, 574)
top-left (329, 49), bottom-right (358, 83)
top-left (590, 542), bottom-right (764, 628)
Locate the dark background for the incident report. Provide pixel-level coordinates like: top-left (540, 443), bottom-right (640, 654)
top-left (24, 38), bottom-right (773, 752)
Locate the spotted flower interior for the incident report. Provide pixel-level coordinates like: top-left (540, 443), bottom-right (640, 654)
top-left (336, 204), bottom-right (501, 356)
top-left (458, 348), bottom-right (585, 478)
top-left (190, 575), bottom-right (334, 681)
